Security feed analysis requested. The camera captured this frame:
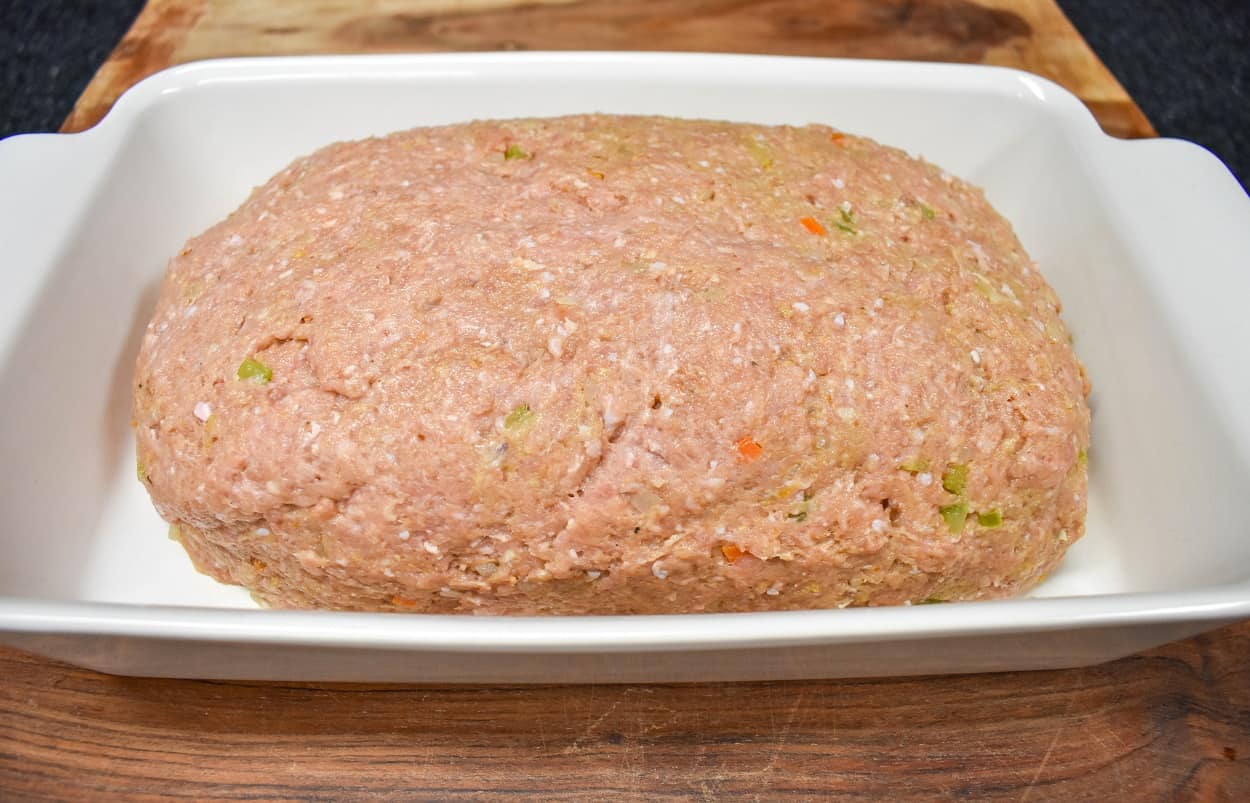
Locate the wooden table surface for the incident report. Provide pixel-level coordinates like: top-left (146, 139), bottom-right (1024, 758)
top-left (7, 0), bottom-right (1247, 799)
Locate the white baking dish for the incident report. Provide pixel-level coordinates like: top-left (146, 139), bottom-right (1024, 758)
top-left (1, 53), bottom-right (1248, 682)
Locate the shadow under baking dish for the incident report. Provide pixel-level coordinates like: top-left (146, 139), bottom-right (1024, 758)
top-left (1, 52), bottom-right (1248, 615)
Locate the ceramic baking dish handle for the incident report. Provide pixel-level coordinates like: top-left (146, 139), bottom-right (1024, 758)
top-left (1084, 136), bottom-right (1250, 454)
top-left (0, 130), bottom-right (121, 360)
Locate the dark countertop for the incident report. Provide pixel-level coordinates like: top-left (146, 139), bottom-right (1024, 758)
top-left (2, 0), bottom-right (1247, 190)
top-left (1059, 0), bottom-right (1249, 191)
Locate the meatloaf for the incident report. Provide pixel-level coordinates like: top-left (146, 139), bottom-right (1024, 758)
top-left (133, 114), bottom-right (1091, 614)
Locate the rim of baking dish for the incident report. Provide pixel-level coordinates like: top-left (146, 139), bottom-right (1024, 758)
top-left (1, 584), bottom-right (1248, 652)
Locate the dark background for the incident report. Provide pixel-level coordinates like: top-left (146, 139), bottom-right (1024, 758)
top-left (0, 0), bottom-right (1247, 190)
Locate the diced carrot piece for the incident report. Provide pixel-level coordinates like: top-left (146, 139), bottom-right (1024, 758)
top-left (721, 543), bottom-right (744, 563)
top-left (735, 435), bottom-right (763, 462)
top-left (799, 216), bottom-right (826, 236)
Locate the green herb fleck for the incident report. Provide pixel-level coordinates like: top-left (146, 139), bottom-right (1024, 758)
top-left (834, 207), bottom-right (858, 235)
top-left (136, 456), bottom-right (148, 483)
top-left (898, 455), bottom-right (929, 474)
top-left (503, 144), bottom-right (530, 161)
top-left (744, 138), bottom-right (774, 169)
top-left (1077, 448), bottom-right (1088, 467)
top-left (786, 491), bottom-right (811, 522)
top-left (919, 596), bottom-right (947, 604)
top-left (972, 273), bottom-right (995, 300)
top-left (976, 509), bottom-right (1003, 528)
top-left (918, 201), bottom-right (936, 220)
top-left (236, 357), bottom-right (272, 384)
top-left (939, 501), bottom-right (968, 533)
top-left (504, 404), bottom-right (534, 429)
top-left (941, 463), bottom-right (969, 495)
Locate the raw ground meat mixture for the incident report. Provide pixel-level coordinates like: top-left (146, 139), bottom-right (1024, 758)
top-left (134, 114), bottom-right (1091, 614)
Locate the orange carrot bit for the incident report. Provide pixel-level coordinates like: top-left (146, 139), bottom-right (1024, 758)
top-left (830, 131), bottom-right (847, 144)
top-left (799, 216), bottom-right (827, 236)
top-left (720, 543), bottom-right (744, 563)
top-left (391, 595), bottom-right (419, 608)
top-left (735, 435), bottom-right (763, 462)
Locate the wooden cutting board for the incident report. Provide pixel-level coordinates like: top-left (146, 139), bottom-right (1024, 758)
top-left (62, 0), bottom-right (1154, 137)
top-left (8, 1), bottom-right (1248, 800)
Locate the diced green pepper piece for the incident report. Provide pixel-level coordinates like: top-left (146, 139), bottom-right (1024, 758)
top-left (503, 144), bottom-right (529, 161)
top-left (918, 201), bottom-right (936, 220)
top-left (504, 404), bottom-right (534, 429)
top-left (744, 138), bottom-right (773, 169)
top-left (236, 357), bottom-right (272, 384)
top-left (1077, 448), bottom-right (1088, 467)
top-left (136, 456), bottom-right (148, 483)
top-left (977, 509), bottom-right (1003, 528)
top-left (939, 501), bottom-right (968, 533)
top-left (942, 463), bottom-right (969, 495)
top-left (898, 455), bottom-right (929, 473)
top-left (834, 207), bottom-right (858, 235)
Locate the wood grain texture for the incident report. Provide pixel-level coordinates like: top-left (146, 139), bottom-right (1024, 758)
top-left (2, 623), bottom-right (1249, 800)
top-left (61, 0), bottom-right (1153, 137)
top-left (59, 0), bottom-right (206, 133)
